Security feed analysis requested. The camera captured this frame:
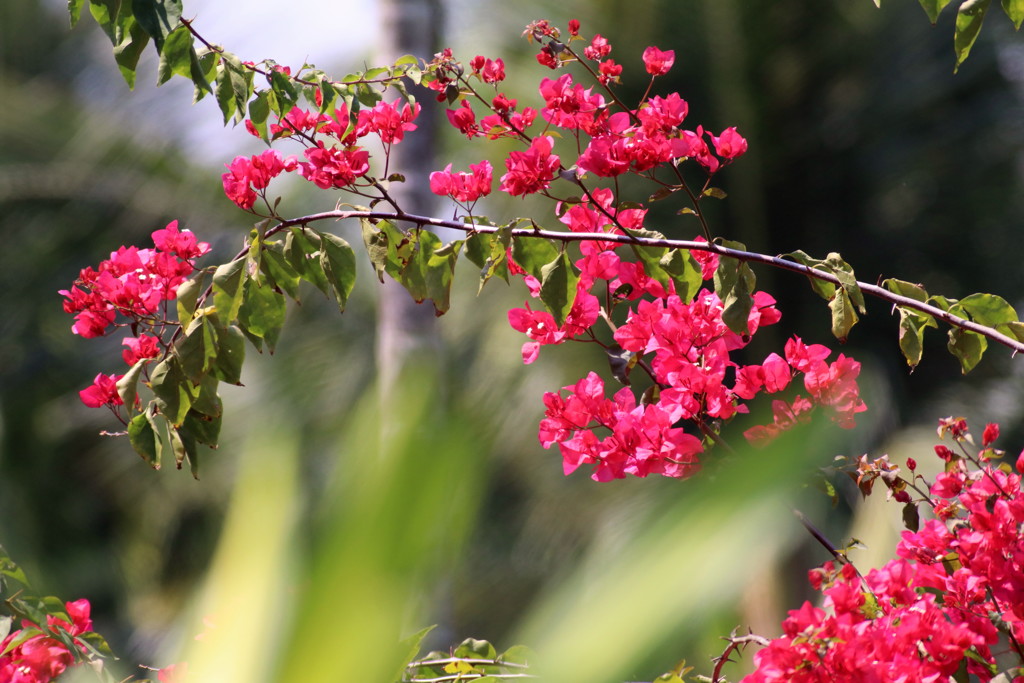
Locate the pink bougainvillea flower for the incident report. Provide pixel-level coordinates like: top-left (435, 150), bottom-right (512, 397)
top-left (710, 126), bottom-right (748, 160)
top-left (298, 144), bottom-right (371, 189)
top-left (79, 373), bottom-right (124, 408)
top-left (499, 136), bottom-right (561, 196)
top-left (429, 160), bottom-right (493, 203)
top-left (221, 150), bottom-right (297, 209)
top-left (446, 100), bottom-right (480, 139)
top-left (470, 55), bottom-right (506, 84)
top-left (151, 220), bottom-right (210, 260)
top-left (356, 100), bottom-right (420, 144)
top-left (122, 334), bottom-right (161, 366)
top-left (642, 46), bottom-right (675, 75)
top-left (583, 34), bottom-right (611, 60)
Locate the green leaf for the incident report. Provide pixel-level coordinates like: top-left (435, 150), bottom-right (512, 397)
top-left (361, 218), bottom-right (391, 283)
top-left (215, 53), bottom-right (252, 124)
top-left (470, 226), bottom-right (513, 291)
top-left (318, 232), bottom-right (357, 312)
top-left (116, 359), bottom-right (148, 411)
top-left (918, 0), bottom-right (955, 23)
top-left (88, 0), bottom-right (121, 43)
top-left (168, 421), bottom-right (188, 470)
top-left (464, 231), bottom-right (489, 270)
top-left (286, 228), bottom-right (330, 294)
top-left (511, 236), bottom-right (559, 280)
top-left (394, 625), bottom-right (438, 682)
top-left (156, 24), bottom-right (193, 85)
top-left (270, 68), bottom-right (299, 111)
top-left (213, 324), bottom-right (246, 384)
top-left (149, 357), bottom-right (194, 426)
top-left (212, 257), bottom-right (247, 322)
top-left (958, 292), bottom-right (1018, 326)
top-left (131, 0), bottom-right (182, 49)
top-left (113, 15), bottom-right (150, 88)
top-left (68, 0), bottom-right (85, 26)
top-left (128, 412), bottom-right (160, 468)
top-left (539, 251), bottom-right (579, 328)
top-left (948, 327), bottom-right (987, 373)
top-left (182, 410), bottom-right (222, 448)
top-left (787, 249), bottom-right (837, 301)
top-left (1003, 0), bottom-right (1024, 28)
top-left (829, 289), bottom-right (859, 342)
top-left (260, 241), bottom-right (301, 299)
top-left (192, 48), bottom-right (217, 102)
top-left (883, 278), bottom-right (928, 302)
top-left (902, 502), bottom-right (920, 532)
top-left (425, 237), bottom-right (463, 315)
top-left (189, 373), bottom-right (222, 418)
top-left (894, 306), bottom-right (937, 370)
top-left (175, 314), bottom-right (217, 382)
top-left (663, 249), bottom-right (703, 303)
top-left (175, 273), bottom-right (203, 325)
top-left (0, 546), bottom-right (32, 588)
top-left (955, 0), bottom-right (993, 71)
top-left (238, 278), bottom-right (287, 352)
top-left (633, 244), bottom-right (672, 289)
top-left (654, 675), bottom-right (684, 683)
top-left (454, 638), bottom-right (498, 660)
top-left (824, 253), bottom-right (866, 313)
top-left (248, 90), bottom-right (273, 142)
top-left (714, 240), bottom-right (756, 336)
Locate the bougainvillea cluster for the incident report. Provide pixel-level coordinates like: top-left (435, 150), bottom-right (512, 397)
top-left (424, 21), bottom-right (865, 480)
top-left (63, 20), bottom-right (867, 480)
top-left (745, 419), bottom-right (1024, 682)
top-left (59, 222), bottom-right (210, 415)
top-left (0, 599), bottom-right (92, 683)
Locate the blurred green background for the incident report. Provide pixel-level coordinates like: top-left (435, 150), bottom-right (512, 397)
top-left (2, 1), bottom-right (1024, 681)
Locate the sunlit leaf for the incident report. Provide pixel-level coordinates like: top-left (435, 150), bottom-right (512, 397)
top-left (948, 327), bottom-right (987, 373)
top-left (128, 412), bottom-right (159, 469)
top-left (511, 235), bottom-right (559, 280)
top-left (68, 0), bottom-right (84, 26)
top-left (959, 292), bottom-right (1018, 326)
top-left (829, 289), bottom-right (859, 342)
top-left (156, 24), bottom-right (193, 84)
top-left (131, 0), bottom-right (182, 49)
top-left (238, 278), bottom-right (287, 352)
top-left (714, 240), bottom-right (756, 336)
top-left (539, 251), bottom-right (578, 328)
top-left (212, 257), bottom-right (247, 321)
top-left (1003, 0), bottom-right (1024, 28)
top-left (176, 314), bottom-right (218, 382)
top-left (955, 0), bottom-right (993, 71)
top-left (113, 16), bottom-right (150, 89)
top-left (286, 227), bottom-right (330, 294)
top-left (116, 359), bottom-right (148, 412)
top-left (150, 357), bottom-right (194, 426)
top-left (918, 0), bottom-right (955, 22)
top-left (318, 232), bottom-right (357, 312)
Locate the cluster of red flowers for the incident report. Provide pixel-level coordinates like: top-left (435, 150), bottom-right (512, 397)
top-left (59, 222), bottom-right (210, 410)
top-left (747, 419), bottom-right (1024, 682)
top-left (0, 599), bottom-right (92, 683)
top-left (423, 22), bottom-right (862, 480)
top-left (0, 598), bottom-right (183, 683)
top-left (227, 99), bottom-right (422, 210)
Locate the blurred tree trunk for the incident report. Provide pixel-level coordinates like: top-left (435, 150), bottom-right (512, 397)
top-left (375, 0), bottom-right (446, 396)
